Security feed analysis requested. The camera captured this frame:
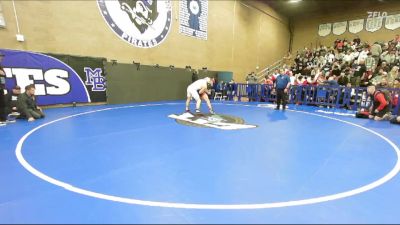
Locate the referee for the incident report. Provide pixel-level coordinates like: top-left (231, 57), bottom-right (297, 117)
top-left (274, 69), bottom-right (291, 111)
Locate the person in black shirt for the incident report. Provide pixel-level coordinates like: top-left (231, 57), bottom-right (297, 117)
top-left (0, 51), bottom-right (6, 126)
top-left (6, 85), bottom-right (21, 114)
top-left (351, 60), bottom-right (366, 87)
top-left (337, 72), bottom-right (349, 86)
top-left (353, 36), bottom-right (361, 46)
top-left (332, 63), bottom-right (342, 76)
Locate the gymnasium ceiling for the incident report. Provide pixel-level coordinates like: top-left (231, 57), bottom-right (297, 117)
top-left (265, 0), bottom-right (397, 18)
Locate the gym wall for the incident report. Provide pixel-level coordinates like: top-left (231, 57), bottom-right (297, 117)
top-left (292, 1), bottom-right (400, 52)
top-left (105, 63), bottom-right (219, 104)
top-left (0, 0), bottom-right (290, 83)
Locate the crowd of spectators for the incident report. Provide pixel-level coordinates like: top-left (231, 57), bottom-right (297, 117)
top-left (263, 35), bottom-right (400, 89)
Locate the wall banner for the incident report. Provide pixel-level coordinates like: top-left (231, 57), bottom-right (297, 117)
top-left (366, 16), bottom-right (383, 32)
top-left (385, 13), bottom-right (400, 30)
top-left (179, 0), bottom-right (208, 40)
top-left (332, 21), bottom-right (347, 35)
top-left (348, 19), bottom-right (364, 34)
top-left (318, 23), bottom-right (332, 37)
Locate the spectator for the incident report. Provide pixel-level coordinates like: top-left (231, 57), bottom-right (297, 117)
top-left (246, 71), bottom-right (258, 101)
top-left (370, 69), bottom-right (386, 86)
top-left (394, 78), bottom-right (400, 88)
top-left (324, 76), bottom-right (339, 86)
top-left (282, 51), bottom-right (293, 67)
top-left (370, 42), bottom-right (382, 64)
top-left (337, 72), bottom-right (349, 86)
top-left (326, 50), bottom-right (335, 64)
top-left (381, 50), bottom-right (396, 66)
top-left (365, 52), bottom-right (376, 73)
top-left (226, 79), bottom-right (236, 100)
top-left (331, 62), bottom-right (342, 76)
top-left (343, 50), bottom-right (354, 65)
top-left (5, 85), bottom-right (21, 121)
top-left (17, 84), bottom-right (45, 122)
top-left (394, 34), bottom-right (400, 43)
top-left (0, 51), bottom-right (6, 126)
top-left (351, 47), bottom-right (360, 61)
top-left (351, 60), bottom-right (366, 87)
top-left (388, 66), bottom-right (399, 87)
top-left (357, 47), bottom-right (369, 64)
top-left (376, 61), bottom-right (390, 73)
top-left (353, 36), bottom-right (361, 45)
top-left (263, 75), bottom-right (273, 85)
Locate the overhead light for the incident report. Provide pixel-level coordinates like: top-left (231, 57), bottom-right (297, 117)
top-left (288, 0), bottom-right (302, 3)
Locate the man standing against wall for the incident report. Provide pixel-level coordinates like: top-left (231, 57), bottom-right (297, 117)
top-left (0, 52), bottom-right (7, 126)
top-left (274, 69), bottom-right (291, 111)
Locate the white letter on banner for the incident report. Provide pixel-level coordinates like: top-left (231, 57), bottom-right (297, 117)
top-left (12, 68), bottom-right (46, 95)
top-left (45, 69), bottom-right (70, 95)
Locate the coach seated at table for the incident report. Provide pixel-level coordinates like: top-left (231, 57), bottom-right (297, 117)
top-left (17, 84), bottom-right (45, 122)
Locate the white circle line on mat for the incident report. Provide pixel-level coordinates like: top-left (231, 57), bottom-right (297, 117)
top-left (15, 103), bottom-right (400, 210)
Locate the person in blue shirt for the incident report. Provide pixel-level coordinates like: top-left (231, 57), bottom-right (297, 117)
top-left (274, 69), bottom-right (291, 110)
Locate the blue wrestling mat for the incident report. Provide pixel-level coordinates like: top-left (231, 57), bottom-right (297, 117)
top-left (0, 101), bottom-right (399, 223)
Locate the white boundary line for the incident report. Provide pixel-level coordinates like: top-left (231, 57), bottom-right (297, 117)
top-left (15, 103), bottom-right (400, 210)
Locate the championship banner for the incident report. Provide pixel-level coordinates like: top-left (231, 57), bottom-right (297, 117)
top-left (318, 23), bottom-right (332, 37)
top-left (179, 0), bottom-right (208, 40)
top-left (0, 2), bottom-right (5, 28)
top-left (332, 21), bottom-right (347, 35)
top-left (0, 49), bottom-right (106, 105)
top-left (385, 13), bottom-right (400, 30)
top-left (348, 19), bottom-right (364, 34)
top-left (366, 16), bottom-right (383, 32)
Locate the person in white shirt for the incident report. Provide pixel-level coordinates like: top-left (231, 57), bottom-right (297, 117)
top-left (343, 51), bottom-right (354, 64)
top-left (357, 47), bottom-right (369, 64)
top-left (185, 77), bottom-right (215, 114)
top-left (326, 51), bottom-right (335, 64)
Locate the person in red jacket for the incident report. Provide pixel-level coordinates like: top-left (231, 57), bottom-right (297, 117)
top-left (367, 85), bottom-right (392, 121)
